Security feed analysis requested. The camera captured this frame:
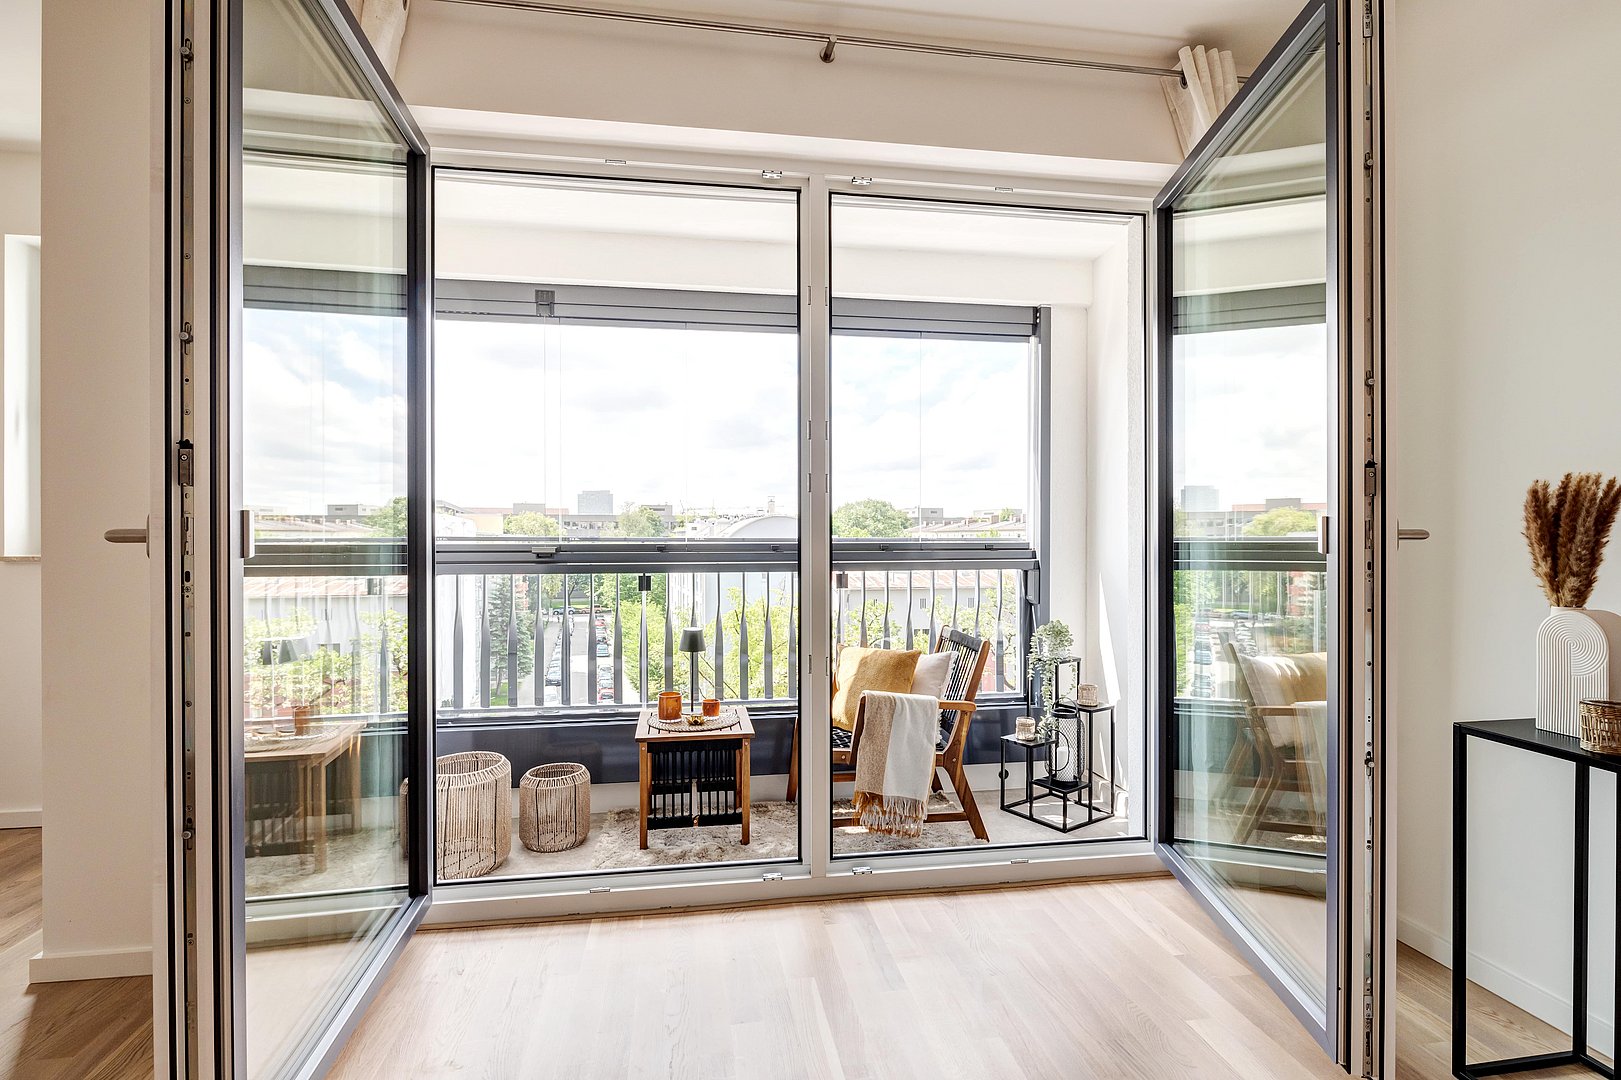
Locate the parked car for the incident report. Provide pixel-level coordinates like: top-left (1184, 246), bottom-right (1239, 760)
top-left (596, 641), bottom-right (611, 657)
top-left (597, 687), bottom-right (615, 703)
top-left (1193, 645), bottom-right (1213, 665)
top-left (1191, 674), bottom-right (1214, 696)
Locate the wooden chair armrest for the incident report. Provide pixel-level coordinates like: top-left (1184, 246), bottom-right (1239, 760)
top-left (938, 700), bottom-right (976, 714)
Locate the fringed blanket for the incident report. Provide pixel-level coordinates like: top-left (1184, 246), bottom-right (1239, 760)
top-left (852, 691), bottom-right (939, 837)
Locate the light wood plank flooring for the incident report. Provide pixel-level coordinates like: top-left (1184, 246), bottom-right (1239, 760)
top-left (0, 828), bottom-right (152, 1080)
top-left (0, 824), bottom-right (1608, 1079)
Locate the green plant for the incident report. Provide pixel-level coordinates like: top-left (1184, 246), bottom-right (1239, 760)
top-left (1028, 620), bottom-right (1075, 736)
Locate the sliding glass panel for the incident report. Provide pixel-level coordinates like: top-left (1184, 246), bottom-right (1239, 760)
top-left (432, 171), bottom-right (800, 880)
top-left (234, 0), bottom-right (425, 1074)
top-left (827, 195), bottom-right (1144, 857)
top-left (1158, 1), bottom-right (1337, 1041)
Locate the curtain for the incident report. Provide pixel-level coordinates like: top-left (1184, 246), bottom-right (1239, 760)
top-left (1161, 45), bottom-right (1239, 157)
top-left (345, 0), bottom-right (410, 75)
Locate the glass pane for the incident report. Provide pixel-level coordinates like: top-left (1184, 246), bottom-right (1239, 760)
top-left (434, 174), bottom-right (799, 540)
top-left (1166, 24), bottom-right (1332, 1010)
top-left (828, 196), bottom-right (1141, 857)
top-left (432, 171), bottom-right (801, 880)
top-left (238, 0), bottom-right (412, 1074)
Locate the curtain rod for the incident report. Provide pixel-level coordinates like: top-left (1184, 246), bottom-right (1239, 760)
top-left (437, 0), bottom-right (1191, 81)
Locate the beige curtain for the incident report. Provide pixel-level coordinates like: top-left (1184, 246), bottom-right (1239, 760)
top-left (1161, 45), bottom-right (1239, 157)
top-left (345, 0), bottom-right (410, 75)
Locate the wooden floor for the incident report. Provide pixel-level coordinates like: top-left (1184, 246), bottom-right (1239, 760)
top-left (0, 829), bottom-right (152, 1080)
top-left (0, 825), bottom-right (1603, 1079)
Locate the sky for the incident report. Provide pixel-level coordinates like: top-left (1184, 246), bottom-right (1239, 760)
top-left (1171, 321), bottom-right (1330, 509)
top-left (244, 309), bottom-right (1032, 520)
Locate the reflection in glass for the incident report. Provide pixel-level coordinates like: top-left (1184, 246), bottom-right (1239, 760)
top-left (1166, 25), bottom-right (1332, 1007)
top-left (238, 0), bottom-right (412, 1074)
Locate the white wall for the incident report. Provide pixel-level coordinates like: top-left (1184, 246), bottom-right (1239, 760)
top-left (1084, 225), bottom-right (1145, 833)
top-left (1391, 0), bottom-right (1621, 1053)
top-left (31, 0), bottom-right (160, 982)
top-left (0, 148), bottom-right (41, 827)
top-left (398, 1), bottom-right (1178, 171)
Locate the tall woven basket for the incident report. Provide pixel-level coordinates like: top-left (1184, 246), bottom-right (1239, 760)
top-left (519, 763), bottom-right (592, 852)
top-left (400, 752), bottom-right (512, 879)
top-left (1579, 699), bottom-right (1621, 754)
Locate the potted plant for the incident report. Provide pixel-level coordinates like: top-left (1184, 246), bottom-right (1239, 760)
top-left (1524, 472), bottom-right (1621, 736)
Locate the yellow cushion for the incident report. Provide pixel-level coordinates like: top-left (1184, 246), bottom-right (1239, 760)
top-left (830, 647), bottom-right (921, 731)
top-left (1235, 651), bottom-right (1328, 707)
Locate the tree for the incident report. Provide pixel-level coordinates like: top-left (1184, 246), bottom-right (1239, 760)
top-left (364, 496), bottom-right (409, 537)
top-left (613, 504), bottom-right (666, 538)
top-left (832, 499), bottom-right (911, 538)
top-left (1244, 507), bottom-right (1318, 537)
top-left (504, 511), bottom-right (562, 537)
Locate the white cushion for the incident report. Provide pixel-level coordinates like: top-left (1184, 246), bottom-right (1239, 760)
top-left (910, 650), bottom-right (956, 701)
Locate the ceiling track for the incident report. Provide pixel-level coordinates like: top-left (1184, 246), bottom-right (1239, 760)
top-left (437, 0), bottom-right (1193, 81)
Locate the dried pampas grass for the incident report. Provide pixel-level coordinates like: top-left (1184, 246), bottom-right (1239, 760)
top-left (1524, 472), bottom-right (1621, 608)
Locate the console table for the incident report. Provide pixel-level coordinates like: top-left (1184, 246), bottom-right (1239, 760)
top-left (1454, 718), bottom-right (1617, 1079)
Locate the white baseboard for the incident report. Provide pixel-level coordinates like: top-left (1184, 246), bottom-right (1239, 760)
top-left (0, 809), bottom-right (41, 829)
top-left (29, 945), bottom-right (152, 983)
top-left (1398, 915), bottom-right (1614, 1056)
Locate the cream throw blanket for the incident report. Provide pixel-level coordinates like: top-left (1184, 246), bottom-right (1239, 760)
top-left (852, 691), bottom-right (939, 837)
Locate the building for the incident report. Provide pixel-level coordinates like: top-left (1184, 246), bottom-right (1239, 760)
top-left (575, 489), bottom-right (613, 515)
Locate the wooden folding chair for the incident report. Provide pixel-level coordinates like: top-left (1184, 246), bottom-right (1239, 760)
top-left (787, 627), bottom-right (992, 841)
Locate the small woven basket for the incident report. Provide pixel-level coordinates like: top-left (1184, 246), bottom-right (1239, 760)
top-left (519, 762), bottom-right (591, 853)
top-left (1579, 699), bottom-right (1621, 754)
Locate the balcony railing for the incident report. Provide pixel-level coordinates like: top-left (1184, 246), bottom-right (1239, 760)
top-left (244, 538), bottom-right (1036, 728)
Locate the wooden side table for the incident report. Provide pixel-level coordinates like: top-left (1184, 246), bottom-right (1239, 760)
top-left (244, 716), bottom-right (367, 871)
top-left (635, 705), bottom-right (754, 849)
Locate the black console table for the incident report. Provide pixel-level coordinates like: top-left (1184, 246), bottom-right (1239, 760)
top-left (1454, 718), bottom-right (1617, 1079)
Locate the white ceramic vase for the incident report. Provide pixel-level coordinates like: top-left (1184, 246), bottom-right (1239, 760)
top-left (1535, 607), bottom-right (1621, 737)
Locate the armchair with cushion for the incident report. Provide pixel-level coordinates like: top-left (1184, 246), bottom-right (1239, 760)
top-left (1222, 643), bottom-right (1329, 845)
top-left (787, 628), bottom-right (992, 841)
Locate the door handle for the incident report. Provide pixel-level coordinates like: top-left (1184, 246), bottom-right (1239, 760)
top-left (104, 516), bottom-right (150, 555)
top-left (1397, 526), bottom-right (1430, 544)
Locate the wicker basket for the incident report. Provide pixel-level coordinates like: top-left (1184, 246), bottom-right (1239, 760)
top-left (519, 763), bottom-right (592, 853)
top-left (400, 752), bottom-right (512, 879)
top-left (1579, 699), bottom-right (1621, 754)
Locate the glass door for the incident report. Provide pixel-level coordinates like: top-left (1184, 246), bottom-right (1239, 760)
top-left (216, 0), bottom-right (432, 1075)
top-left (1155, 0), bottom-right (1344, 1054)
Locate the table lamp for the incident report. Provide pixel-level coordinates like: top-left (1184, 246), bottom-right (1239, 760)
top-left (678, 627), bottom-right (706, 711)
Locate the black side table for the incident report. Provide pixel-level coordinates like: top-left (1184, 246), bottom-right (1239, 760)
top-left (1454, 718), bottom-right (1617, 1079)
top-left (999, 702), bottom-right (1117, 833)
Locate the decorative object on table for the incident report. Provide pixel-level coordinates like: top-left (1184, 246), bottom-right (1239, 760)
top-left (1578, 699), bottom-right (1621, 755)
top-left (678, 626), bottom-right (706, 712)
top-left (657, 690), bottom-right (682, 722)
top-left (636, 705), bottom-right (754, 849)
top-left (1076, 683), bottom-right (1101, 707)
top-left (702, 697), bottom-right (720, 718)
top-left (1042, 656), bottom-right (1086, 782)
top-left (1028, 621), bottom-right (1078, 775)
top-left (1524, 473), bottom-right (1621, 736)
top-left (649, 709), bottom-right (741, 734)
top-left (999, 699), bottom-right (1117, 833)
top-left (401, 751), bottom-right (512, 879)
top-left (1015, 715), bottom-right (1037, 742)
top-left (518, 762), bottom-right (591, 852)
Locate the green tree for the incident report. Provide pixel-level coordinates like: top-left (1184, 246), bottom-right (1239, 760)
top-left (364, 496), bottom-right (409, 537)
top-left (1244, 507), bottom-right (1318, 536)
top-left (504, 511), bottom-right (562, 537)
top-left (613, 505), bottom-right (667, 538)
top-left (832, 499), bottom-right (911, 538)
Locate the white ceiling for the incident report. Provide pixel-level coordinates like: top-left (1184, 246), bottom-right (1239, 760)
top-left (0, 0), bottom-right (41, 150)
top-left (550, 0), bottom-right (1305, 71)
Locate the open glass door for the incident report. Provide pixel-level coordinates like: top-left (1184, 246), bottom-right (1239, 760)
top-left (208, 0), bottom-right (433, 1075)
top-left (1155, 0), bottom-right (1353, 1059)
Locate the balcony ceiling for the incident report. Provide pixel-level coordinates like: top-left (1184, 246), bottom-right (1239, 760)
top-left (539, 0), bottom-right (1304, 70)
